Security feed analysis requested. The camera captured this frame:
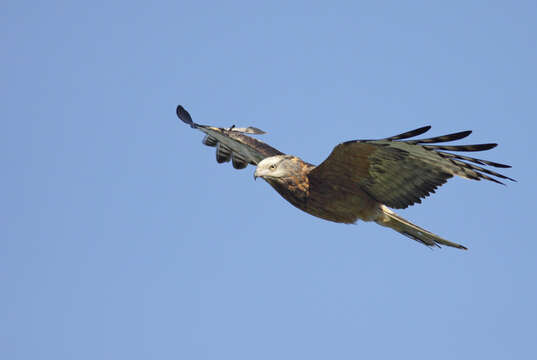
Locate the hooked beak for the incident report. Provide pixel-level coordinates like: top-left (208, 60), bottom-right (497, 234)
top-left (254, 166), bottom-right (276, 181)
top-left (253, 167), bottom-right (264, 181)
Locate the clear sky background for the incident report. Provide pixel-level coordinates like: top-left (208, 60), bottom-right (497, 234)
top-left (2, 1), bottom-right (536, 359)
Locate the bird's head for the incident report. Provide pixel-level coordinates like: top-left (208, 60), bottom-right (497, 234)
top-left (254, 155), bottom-right (305, 182)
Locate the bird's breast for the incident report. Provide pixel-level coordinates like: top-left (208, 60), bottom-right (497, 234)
top-left (266, 175), bottom-right (380, 224)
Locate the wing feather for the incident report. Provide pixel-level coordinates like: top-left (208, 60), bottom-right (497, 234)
top-left (310, 126), bottom-right (513, 209)
top-left (406, 130), bottom-right (472, 144)
top-left (382, 126), bottom-right (431, 141)
top-left (434, 151), bottom-right (512, 168)
top-left (177, 105), bottom-right (283, 168)
top-left (202, 135), bottom-right (218, 147)
top-left (422, 143), bottom-right (497, 152)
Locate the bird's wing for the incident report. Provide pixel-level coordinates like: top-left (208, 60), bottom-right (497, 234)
top-left (177, 105), bottom-right (284, 169)
top-left (309, 126), bottom-right (514, 209)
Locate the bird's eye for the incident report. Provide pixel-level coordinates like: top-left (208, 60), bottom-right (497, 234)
top-left (269, 164), bottom-right (276, 170)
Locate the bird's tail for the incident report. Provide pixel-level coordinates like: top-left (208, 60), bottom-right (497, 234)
top-left (376, 205), bottom-right (467, 250)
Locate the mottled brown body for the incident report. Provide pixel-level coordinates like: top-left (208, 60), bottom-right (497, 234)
top-left (306, 172), bottom-right (381, 223)
top-left (265, 156), bottom-right (382, 224)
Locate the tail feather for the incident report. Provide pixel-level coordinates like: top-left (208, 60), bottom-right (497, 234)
top-left (377, 206), bottom-right (467, 250)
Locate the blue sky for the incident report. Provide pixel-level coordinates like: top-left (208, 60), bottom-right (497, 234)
top-left (3, 1), bottom-right (536, 359)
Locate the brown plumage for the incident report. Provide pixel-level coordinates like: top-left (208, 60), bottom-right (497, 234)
top-left (177, 105), bottom-right (514, 250)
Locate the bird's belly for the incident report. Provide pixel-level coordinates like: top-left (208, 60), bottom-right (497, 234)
top-left (267, 177), bottom-right (381, 224)
top-left (304, 189), bottom-right (381, 224)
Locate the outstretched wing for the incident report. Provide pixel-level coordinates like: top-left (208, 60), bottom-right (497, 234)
top-left (309, 126), bottom-right (515, 209)
top-left (177, 105), bottom-right (283, 169)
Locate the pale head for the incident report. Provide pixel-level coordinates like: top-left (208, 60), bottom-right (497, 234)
top-left (254, 155), bottom-right (303, 181)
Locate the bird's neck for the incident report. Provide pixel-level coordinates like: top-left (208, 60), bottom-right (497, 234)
top-left (266, 174), bottom-right (310, 209)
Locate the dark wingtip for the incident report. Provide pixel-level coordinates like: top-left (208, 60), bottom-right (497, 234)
top-left (417, 125), bottom-right (432, 135)
top-left (385, 125), bottom-right (432, 141)
top-left (486, 160), bottom-right (511, 168)
top-left (176, 105), bottom-right (195, 127)
top-left (479, 143), bottom-right (498, 151)
top-left (411, 125), bottom-right (432, 136)
top-left (460, 130), bottom-right (472, 137)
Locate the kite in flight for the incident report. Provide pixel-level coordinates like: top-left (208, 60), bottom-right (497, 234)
top-left (176, 105), bottom-right (514, 250)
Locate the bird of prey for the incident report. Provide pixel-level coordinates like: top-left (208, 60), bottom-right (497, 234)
top-left (177, 105), bottom-right (514, 250)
